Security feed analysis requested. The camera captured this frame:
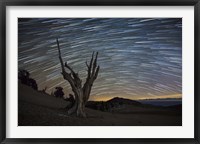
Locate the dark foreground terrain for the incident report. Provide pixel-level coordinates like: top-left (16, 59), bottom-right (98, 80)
top-left (18, 83), bottom-right (182, 126)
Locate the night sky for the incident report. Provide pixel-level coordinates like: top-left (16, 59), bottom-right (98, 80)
top-left (18, 18), bottom-right (182, 101)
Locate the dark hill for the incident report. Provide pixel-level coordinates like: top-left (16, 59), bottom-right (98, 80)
top-left (86, 97), bottom-right (141, 112)
top-left (107, 97), bottom-right (141, 105)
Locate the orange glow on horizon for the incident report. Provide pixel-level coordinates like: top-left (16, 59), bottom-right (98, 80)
top-left (90, 93), bottom-right (182, 101)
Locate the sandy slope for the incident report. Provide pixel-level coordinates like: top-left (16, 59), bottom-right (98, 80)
top-left (18, 83), bottom-right (69, 109)
top-left (18, 83), bottom-right (182, 126)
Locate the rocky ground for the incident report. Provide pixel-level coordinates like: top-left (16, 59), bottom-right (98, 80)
top-left (18, 83), bottom-right (182, 126)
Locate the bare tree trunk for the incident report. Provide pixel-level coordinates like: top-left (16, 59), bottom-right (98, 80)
top-left (76, 91), bottom-right (86, 117)
top-left (67, 97), bottom-right (77, 115)
top-left (56, 38), bottom-right (99, 117)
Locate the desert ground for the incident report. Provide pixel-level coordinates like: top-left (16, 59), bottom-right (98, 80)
top-left (18, 83), bottom-right (182, 126)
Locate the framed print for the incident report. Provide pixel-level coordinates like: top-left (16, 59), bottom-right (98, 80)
top-left (0, 0), bottom-right (200, 143)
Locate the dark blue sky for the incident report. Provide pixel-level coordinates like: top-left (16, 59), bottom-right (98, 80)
top-left (18, 18), bottom-right (182, 101)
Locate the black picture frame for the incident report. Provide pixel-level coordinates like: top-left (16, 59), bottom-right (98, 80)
top-left (0, 0), bottom-right (200, 143)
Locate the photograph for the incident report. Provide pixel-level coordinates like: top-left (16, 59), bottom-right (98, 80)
top-left (18, 18), bottom-right (182, 126)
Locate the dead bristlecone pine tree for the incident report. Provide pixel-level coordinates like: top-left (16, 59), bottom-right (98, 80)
top-left (56, 38), bottom-right (100, 117)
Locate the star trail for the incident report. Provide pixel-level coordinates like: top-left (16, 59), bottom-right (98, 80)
top-left (18, 18), bottom-right (182, 101)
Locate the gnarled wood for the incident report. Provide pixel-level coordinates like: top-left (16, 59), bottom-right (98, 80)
top-left (56, 38), bottom-right (99, 117)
